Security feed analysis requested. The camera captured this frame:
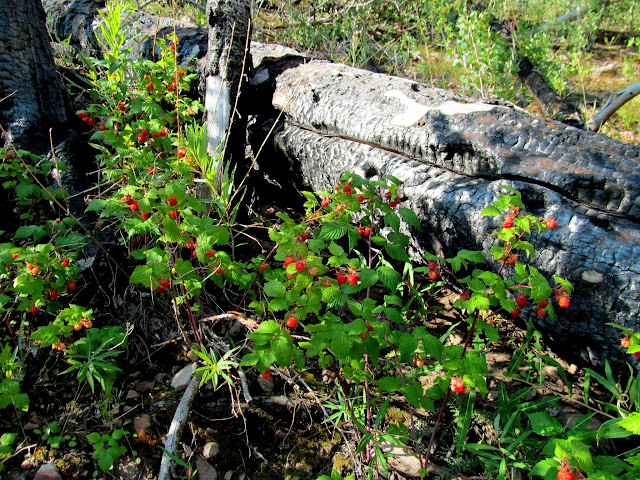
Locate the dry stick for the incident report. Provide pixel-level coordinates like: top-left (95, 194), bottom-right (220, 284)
top-left (158, 376), bottom-right (200, 480)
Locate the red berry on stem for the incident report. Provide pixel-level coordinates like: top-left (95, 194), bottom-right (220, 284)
top-left (428, 270), bottom-right (440, 280)
top-left (558, 296), bottom-right (570, 308)
top-left (87, 117), bottom-right (94, 126)
top-left (295, 260), bottom-right (306, 272)
top-left (286, 315), bottom-right (298, 328)
top-left (284, 256), bottom-right (294, 267)
top-left (68, 282), bottom-right (77, 290)
top-left (261, 369), bottom-right (271, 380)
top-left (389, 200), bottom-right (399, 207)
top-left (516, 293), bottom-right (527, 307)
top-left (321, 197), bottom-right (330, 207)
top-left (167, 195), bottom-right (178, 206)
top-left (428, 261), bottom-right (437, 271)
top-left (537, 308), bottom-right (547, 317)
top-left (206, 250), bottom-right (215, 258)
top-left (347, 273), bottom-right (360, 285)
top-left (130, 203), bottom-right (139, 211)
top-left (11, 253), bottom-right (18, 260)
top-left (511, 308), bottom-right (521, 318)
top-left (30, 305), bottom-right (38, 315)
top-left (634, 352), bottom-right (640, 358)
top-left (545, 218), bottom-right (557, 229)
top-left (141, 212), bottom-right (150, 219)
top-left (357, 195), bottom-right (365, 202)
top-left (337, 272), bottom-right (348, 285)
top-left (502, 216), bottom-right (514, 229)
top-left (260, 263), bottom-right (268, 271)
top-left (538, 299), bottom-right (548, 309)
top-left (169, 210), bottom-right (178, 218)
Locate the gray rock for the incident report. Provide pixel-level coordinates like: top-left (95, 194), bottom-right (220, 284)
top-left (34, 464), bottom-right (61, 480)
top-left (197, 459), bottom-right (218, 480)
top-left (171, 363), bottom-right (197, 391)
top-left (203, 441), bottom-right (220, 459)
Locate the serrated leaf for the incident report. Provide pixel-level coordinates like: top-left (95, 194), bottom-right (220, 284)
top-left (376, 376), bottom-right (402, 392)
top-left (86, 198), bottom-right (107, 212)
top-left (384, 213), bottom-right (401, 232)
top-left (318, 221), bottom-right (348, 240)
top-left (263, 280), bottom-right (286, 298)
top-left (359, 268), bottom-right (378, 288)
top-left (481, 205), bottom-right (502, 216)
top-left (385, 244), bottom-right (410, 262)
top-left (328, 241), bottom-right (344, 257)
top-left (526, 411), bottom-right (563, 436)
top-left (619, 412), bottom-right (640, 434)
top-left (398, 333), bottom-right (418, 362)
top-left (398, 207), bottom-right (420, 228)
top-left (378, 266), bottom-right (401, 291)
top-left (268, 297), bottom-right (289, 312)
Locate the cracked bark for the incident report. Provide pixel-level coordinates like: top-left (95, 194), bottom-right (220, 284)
top-left (0, 0), bottom-right (70, 151)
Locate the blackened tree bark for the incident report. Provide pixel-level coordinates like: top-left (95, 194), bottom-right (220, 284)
top-left (0, 0), bottom-right (70, 151)
top-left (202, 0), bottom-right (252, 187)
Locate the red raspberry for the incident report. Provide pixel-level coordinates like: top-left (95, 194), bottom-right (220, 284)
top-left (428, 270), bottom-right (440, 280)
top-left (68, 282), bottom-right (77, 291)
top-left (459, 290), bottom-right (471, 301)
top-left (516, 293), bottom-right (527, 307)
top-left (206, 250), bottom-right (215, 258)
top-left (169, 210), bottom-right (178, 218)
top-left (537, 308), bottom-right (547, 317)
top-left (284, 256), bottom-right (294, 267)
top-left (337, 272), bottom-right (348, 285)
top-left (545, 218), bottom-right (557, 229)
top-left (538, 300), bottom-right (549, 309)
top-left (389, 200), bottom-right (399, 207)
top-left (261, 369), bottom-right (271, 380)
top-left (141, 212), bottom-right (150, 219)
top-left (130, 203), bottom-right (139, 211)
top-left (11, 253), bottom-right (18, 260)
top-left (260, 263), bottom-right (268, 271)
top-left (347, 273), bottom-right (360, 285)
top-left (321, 197), bottom-right (330, 207)
top-left (502, 216), bottom-right (514, 228)
top-left (357, 195), bottom-right (365, 202)
top-left (286, 315), bottom-right (298, 328)
top-left (295, 260), bottom-right (306, 272)
top-left (558, 296), bottom-right (570, 308)
top-left (167, 195), bottom-right (178, 206)
top-left (49, 290), bottom-right (59, 300)
top-left (511, 308), bottom-right (521, 318)
top-left (450, 376), bottom-right (467, 394)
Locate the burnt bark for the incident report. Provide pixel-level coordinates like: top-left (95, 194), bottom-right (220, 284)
top-left (0, 0), bottom-right (71, 151)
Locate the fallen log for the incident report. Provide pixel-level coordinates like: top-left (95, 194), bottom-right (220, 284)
top-left (42, 4), bottom-right (640, 366)
top-left (248, 45), bottom-right (640, 367)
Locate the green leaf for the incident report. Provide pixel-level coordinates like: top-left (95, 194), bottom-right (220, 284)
top-left (263, 280), bottom-right (286, 298)
top-left (377, 266), bottom-right (401, 291)
top-left (619, 412), bottom-right (640, 434)
top-left (376, 376), bottom-right (402, 392)
top-left (86, 198), bottom-right (107, 212)
top-left (385, 244), bottom-right (410, 262)
top-left (398, 208), bottom-right (420, 228)
top-left (526, 411), bottom-right (563, 436)
top-left (318, 221), bottom-right (348, 240)
top-left (384, 213), bottom-right (401, 232)
top-left (481, 205), bottom-right (502, 216)
top-left (359, 268), bottom-right (378, 288)
top-left (328, 242), bottom-right (344, 257)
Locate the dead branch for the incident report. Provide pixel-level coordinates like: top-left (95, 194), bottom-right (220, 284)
top-left (158, 377), bottom-right (200, 480)
top-left (587, 81), bottom-right (640, 132)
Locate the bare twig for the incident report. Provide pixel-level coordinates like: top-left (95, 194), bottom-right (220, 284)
top-left (587, 81), bottom-right (640, 132)
top-left (158, 377), bottom-right (200, 480)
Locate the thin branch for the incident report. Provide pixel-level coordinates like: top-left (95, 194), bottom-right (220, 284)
top-left (158, 377), bottom-right (200, 480)
top-left (587, 81), bottom-right (640, 132)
